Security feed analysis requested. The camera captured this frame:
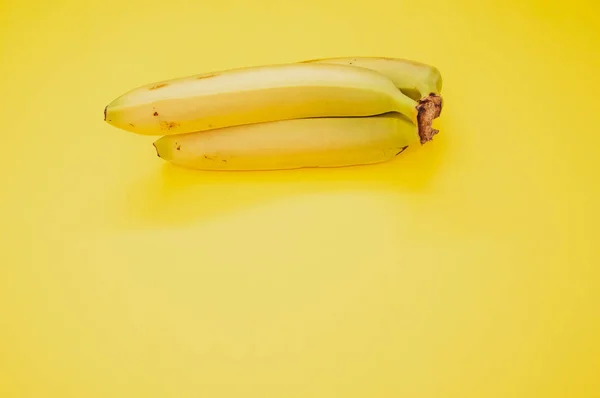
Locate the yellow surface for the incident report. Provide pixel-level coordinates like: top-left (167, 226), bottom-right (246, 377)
top-left (1, 0), bottom-right (599, 396)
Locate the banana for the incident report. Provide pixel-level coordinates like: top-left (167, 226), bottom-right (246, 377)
top-left (104, 63), bottom-right (440, 143)
top-left (152, 113), bottom-right (419, 171)
top-left (299, 56), bottom-right (443, 101)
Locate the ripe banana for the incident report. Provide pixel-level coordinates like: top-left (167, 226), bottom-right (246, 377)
top-left (152, 113), bottom-right (419, 171)
top-left (299, 56), bottom-right (443, 101)
top-left (104, 63), bottom-right (441, 143)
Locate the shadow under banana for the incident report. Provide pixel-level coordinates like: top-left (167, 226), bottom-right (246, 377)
top-left (117, 120), bottom-right (449, 229)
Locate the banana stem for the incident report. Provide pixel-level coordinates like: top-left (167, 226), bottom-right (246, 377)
top-left (416, 93), bottom-right (443, 144)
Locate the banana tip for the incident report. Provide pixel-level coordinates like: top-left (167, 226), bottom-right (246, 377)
top-left (153, 142), bottom-right (161, 158)
top-left (103, 105), bottom-right (107, 121)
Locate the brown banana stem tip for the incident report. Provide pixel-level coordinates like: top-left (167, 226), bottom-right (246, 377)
top-left (416, 93), bottom-right (443, 144)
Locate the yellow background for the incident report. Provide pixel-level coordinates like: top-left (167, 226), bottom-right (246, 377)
top-left (1, 0), bottom-right (599, 396)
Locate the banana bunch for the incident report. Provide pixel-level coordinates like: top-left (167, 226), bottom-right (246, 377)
top-left (104, 57), bottom-right (443, 171)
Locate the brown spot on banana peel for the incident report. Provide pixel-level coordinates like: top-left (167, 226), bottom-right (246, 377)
top-left (395, 146), bottom-right (409, 156)
top-left (149, 83), bottom-right (168, 90)
top-left (416, 93), bottom-right (443, 144)
top-left (197, 74), bottom-right (218, 80)
top-left (160, 121), bottom-right (180, 130)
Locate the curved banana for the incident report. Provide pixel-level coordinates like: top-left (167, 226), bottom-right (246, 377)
top-left (152, 113), bottom-right (419, 171)
top-left (104, 63), bottom-right (439, 143)
top-left (299, 56), bottom-right (443, 100)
